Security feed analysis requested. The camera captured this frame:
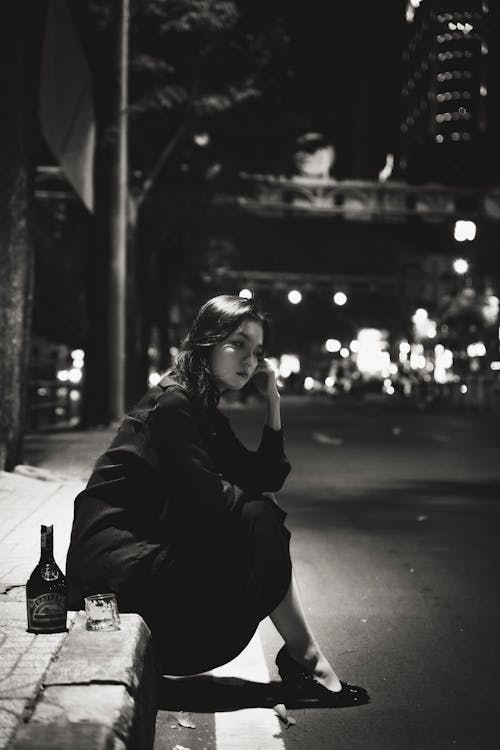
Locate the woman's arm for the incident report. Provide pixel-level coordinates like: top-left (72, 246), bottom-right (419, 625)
top-left (265, 391), bottom-right (281, 432)
top-left (257, 357), bottom-right (281, 432)
top-left (213, 361), bottom-right (290, 492)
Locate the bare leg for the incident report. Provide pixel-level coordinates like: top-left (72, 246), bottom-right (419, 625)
top-left (269, 568), bottom-right (342, 692)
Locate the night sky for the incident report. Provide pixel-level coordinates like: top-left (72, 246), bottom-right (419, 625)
top-left (226, 0), bottom-right (409, 180)
top-left (278, 0), bottom-right (407, 178)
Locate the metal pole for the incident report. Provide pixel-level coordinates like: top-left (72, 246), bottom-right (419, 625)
top-left (109, 0), bottom-right (129, 421)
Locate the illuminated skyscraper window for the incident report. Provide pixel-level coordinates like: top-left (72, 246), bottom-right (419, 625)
top-left (399, 0), bottom-right (495, 184)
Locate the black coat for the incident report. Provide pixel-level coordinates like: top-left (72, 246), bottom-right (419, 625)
top-left (66, 375), bottom-right (292, 674)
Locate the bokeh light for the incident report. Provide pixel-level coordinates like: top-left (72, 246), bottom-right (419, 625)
top-left (193, 132), bottom-right (210, 147)
top-left (325, 338), bottom-right (341, 353)
top-left (454, 220), bottom-right (476, 242)
top-left (288, 289), bottom-right (302, 304)
top-left (453, 258), bottom-right (469, 274)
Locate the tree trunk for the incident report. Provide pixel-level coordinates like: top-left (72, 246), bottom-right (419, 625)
top-left (0, 1), bottom-right (44, 470)
top-left (80, 158), bottom-right (111, 426)
top-left (79, 4), bottom-right (114, 427)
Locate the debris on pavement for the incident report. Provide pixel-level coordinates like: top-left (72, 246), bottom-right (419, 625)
top-left (175, 711), bottom-right (196, 729)
top-left (13, 464), bottom-right (75, 482)
top-left (273, 703), bottom-right (296, 728)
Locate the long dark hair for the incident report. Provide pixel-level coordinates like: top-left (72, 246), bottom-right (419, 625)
top-left (167, 295), bottom-right (270, 410)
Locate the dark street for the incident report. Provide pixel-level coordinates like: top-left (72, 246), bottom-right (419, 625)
top-left (23, 395), bottom-right (500, 748)
top-left (2, 3), bottom-right (500, 749)
top-left (152, 397), bottom-right (500, 749)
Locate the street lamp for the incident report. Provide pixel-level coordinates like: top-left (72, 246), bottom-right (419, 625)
top-left (325, 338), bottom-right (341, 353)
top-left (412, 307), bottom-right (437, 340)
top-left (333, 291), bottom-right (347, 306)
top-left (454, 220), bottom-right (476, 242)
top-left (412, 308), bottom-right (428, 323)
top-left (288, 290), bottom-right (302, 304)
top-left (453, 258), bottom-right (469, 275)
top-left (194, 132), bottom-right (210, 147)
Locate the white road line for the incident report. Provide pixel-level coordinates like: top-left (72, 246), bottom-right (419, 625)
top-left (312, 432), bottom-right (343, 446)
top-left (212, 627), bottom-right (286, 750)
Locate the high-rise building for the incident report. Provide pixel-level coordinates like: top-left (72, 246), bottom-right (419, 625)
top-left (398, 0), bottom-right (498, 185)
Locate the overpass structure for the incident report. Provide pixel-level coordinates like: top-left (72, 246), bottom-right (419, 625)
top-left (202, 267), bottom-right (401, 295)
top-left (215, 173), bottom-right (500, 224)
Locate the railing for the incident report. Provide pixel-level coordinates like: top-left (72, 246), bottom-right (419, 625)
top-left (215, 174), bottom-right (500, 222)
top-left (26, 338), bottom-right (82, 431)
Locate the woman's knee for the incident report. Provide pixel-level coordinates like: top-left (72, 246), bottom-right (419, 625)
top-left (238, 489), bottom-right (275, 505)
top-left (238, 495), bottom-right (280, 528)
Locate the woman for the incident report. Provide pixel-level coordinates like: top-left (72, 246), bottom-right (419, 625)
top-left (66, 295), bottom-right (368, 704)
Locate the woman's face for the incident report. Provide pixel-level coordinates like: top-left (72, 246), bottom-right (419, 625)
top-left (209, 319), bottom-right (264, 391)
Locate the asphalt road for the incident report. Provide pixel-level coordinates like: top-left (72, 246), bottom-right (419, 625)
top-left (189, 396), bottom-right (499, 750)
top-left (24, 396), bottom-right (500, 749)
top-left (236, 398), bottom-right (500, 750)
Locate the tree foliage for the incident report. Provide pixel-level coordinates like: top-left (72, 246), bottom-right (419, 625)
top-left (74, 1), bottom-right (302, 413)
top-left (124, 0), bottom-right (294, 201)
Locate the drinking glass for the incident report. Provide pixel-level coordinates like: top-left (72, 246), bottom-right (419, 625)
top-left (84, 593), bottom-right (121, 631)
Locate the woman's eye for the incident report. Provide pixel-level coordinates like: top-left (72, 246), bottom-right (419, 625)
top-left (227, 340), bottom-right (244, 351)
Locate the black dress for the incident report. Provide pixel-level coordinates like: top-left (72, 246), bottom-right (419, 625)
top-left (65, 375), bottom-right (292, 675)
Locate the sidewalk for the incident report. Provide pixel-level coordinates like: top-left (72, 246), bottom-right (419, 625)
top-left (0, 438), bottom-right (156, 749)
top-left (3, 425), bottom-right (294, 750)
top-left (0, 468), bottom-right (83, 591)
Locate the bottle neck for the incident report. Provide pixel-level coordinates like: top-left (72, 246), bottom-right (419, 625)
top-left (40, 526), bottom-right (54, 562)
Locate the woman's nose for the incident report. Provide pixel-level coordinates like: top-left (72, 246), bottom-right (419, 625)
top-left (242, 352), bottom-right (257, 367)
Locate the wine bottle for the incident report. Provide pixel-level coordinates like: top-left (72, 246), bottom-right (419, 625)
top-left (26, 524), bottom-right (67, 633)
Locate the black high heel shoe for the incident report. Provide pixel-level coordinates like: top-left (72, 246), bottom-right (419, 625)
top-left (275, 645), bottom-right (369, 706)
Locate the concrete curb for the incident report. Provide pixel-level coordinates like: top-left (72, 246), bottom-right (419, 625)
top-left (9, 611), bottom-right (157, 750)
top-left (1, 469), bottom-right (157, 749)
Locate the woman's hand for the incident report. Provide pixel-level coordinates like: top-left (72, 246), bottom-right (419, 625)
top-left (251, 357), bottom-right (280, 402)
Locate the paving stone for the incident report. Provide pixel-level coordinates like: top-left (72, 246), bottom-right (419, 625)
top-left (11, 721), bottom-right (119, 750)
top-left (0, 699), bottom-right (31, 750)
top-left (0, 602), bottom-right (27, 625)
top-left (0, 676), bottom-right (42, 700)
top-left (0, 600), bottom-right (71, 718)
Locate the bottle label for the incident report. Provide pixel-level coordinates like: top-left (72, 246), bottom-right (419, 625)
top-left (27, 592), bottom-right (67, 632)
